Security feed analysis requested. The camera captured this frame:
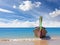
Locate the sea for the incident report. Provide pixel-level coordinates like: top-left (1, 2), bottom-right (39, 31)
top-left (0, 27), bottom-right (60, 39)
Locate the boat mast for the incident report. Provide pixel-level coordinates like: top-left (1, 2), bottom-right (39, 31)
top-left (39, 16), bottom-right (42, 31)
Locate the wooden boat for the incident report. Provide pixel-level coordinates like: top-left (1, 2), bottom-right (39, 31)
top-left (33, 27), bottom-right (47, 38)
top-left (33, 16), bottom-right (47, 38)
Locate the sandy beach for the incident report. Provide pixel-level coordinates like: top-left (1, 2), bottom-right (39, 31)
top-left (0, 37), bottom-right (60, 45)
top-left (0, 39), bottom-right (47, 45)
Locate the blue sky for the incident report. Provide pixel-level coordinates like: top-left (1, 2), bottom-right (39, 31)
top-left (0, 0), bottom-right (60, 27)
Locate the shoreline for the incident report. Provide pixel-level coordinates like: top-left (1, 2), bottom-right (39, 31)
top-left (0, 37), bottom-right (60, 45)
top-left (0, 38), bottom-right (41, 42)
top-left (0, 37), bottom-right (60, 42)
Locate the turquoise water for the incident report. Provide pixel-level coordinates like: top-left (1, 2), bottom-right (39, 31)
top-left (0, 28), bottom-right (60, 38)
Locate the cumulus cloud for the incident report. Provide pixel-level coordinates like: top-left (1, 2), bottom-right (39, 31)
top-left (49, 9), bottom-right (60, 17)
top-left (0, 8), bottom-right (14, 13)
top-left (19, 1), bottom-right (41, 11)
top-left (0, 19), bottom-right (60, 27)
top-left (13, 5), bottom-right (16, 8)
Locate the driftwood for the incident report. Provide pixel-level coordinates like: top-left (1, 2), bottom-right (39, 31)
top-left (33, 27), bottom-right (47, 38)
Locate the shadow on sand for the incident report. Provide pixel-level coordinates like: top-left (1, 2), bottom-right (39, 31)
top-left (41, 36), bottom-right (51, 40)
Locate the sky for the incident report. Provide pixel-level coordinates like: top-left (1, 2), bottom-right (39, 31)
top-left (0, 0), bottom-right (60, 27)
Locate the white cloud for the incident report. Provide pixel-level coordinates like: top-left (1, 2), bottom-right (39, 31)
top-left (0, 8), bottom-right (14, 13)
top-left (42, 21), bottom-right (60, 27)
top-left (19, 1), bottom-right (41, 11)
top-left (49, 9), bottom-right (60, 17)
top-left (33, 2), bottom-right (41, 7)
top-left (0, 19), bottom-right (60, 27)
top-left (13, 5), bottom-right (16, 8)
top-left (0, 19), bottom-right (38, 27)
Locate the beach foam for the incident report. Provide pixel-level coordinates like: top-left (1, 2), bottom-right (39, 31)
top-left (0, 36), bottom-right (60, 42)
top-left (0, 38), bottom-right (42, 42)
top-left (0, 37), bottom-right (60, 42)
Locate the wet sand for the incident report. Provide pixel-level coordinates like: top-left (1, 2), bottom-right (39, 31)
top-left (0, 38), bottom-right (60, 45)
top-left (0, 40), bottom-right (48, 45)
top-left (34, 40), bottom-right (48, 45)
